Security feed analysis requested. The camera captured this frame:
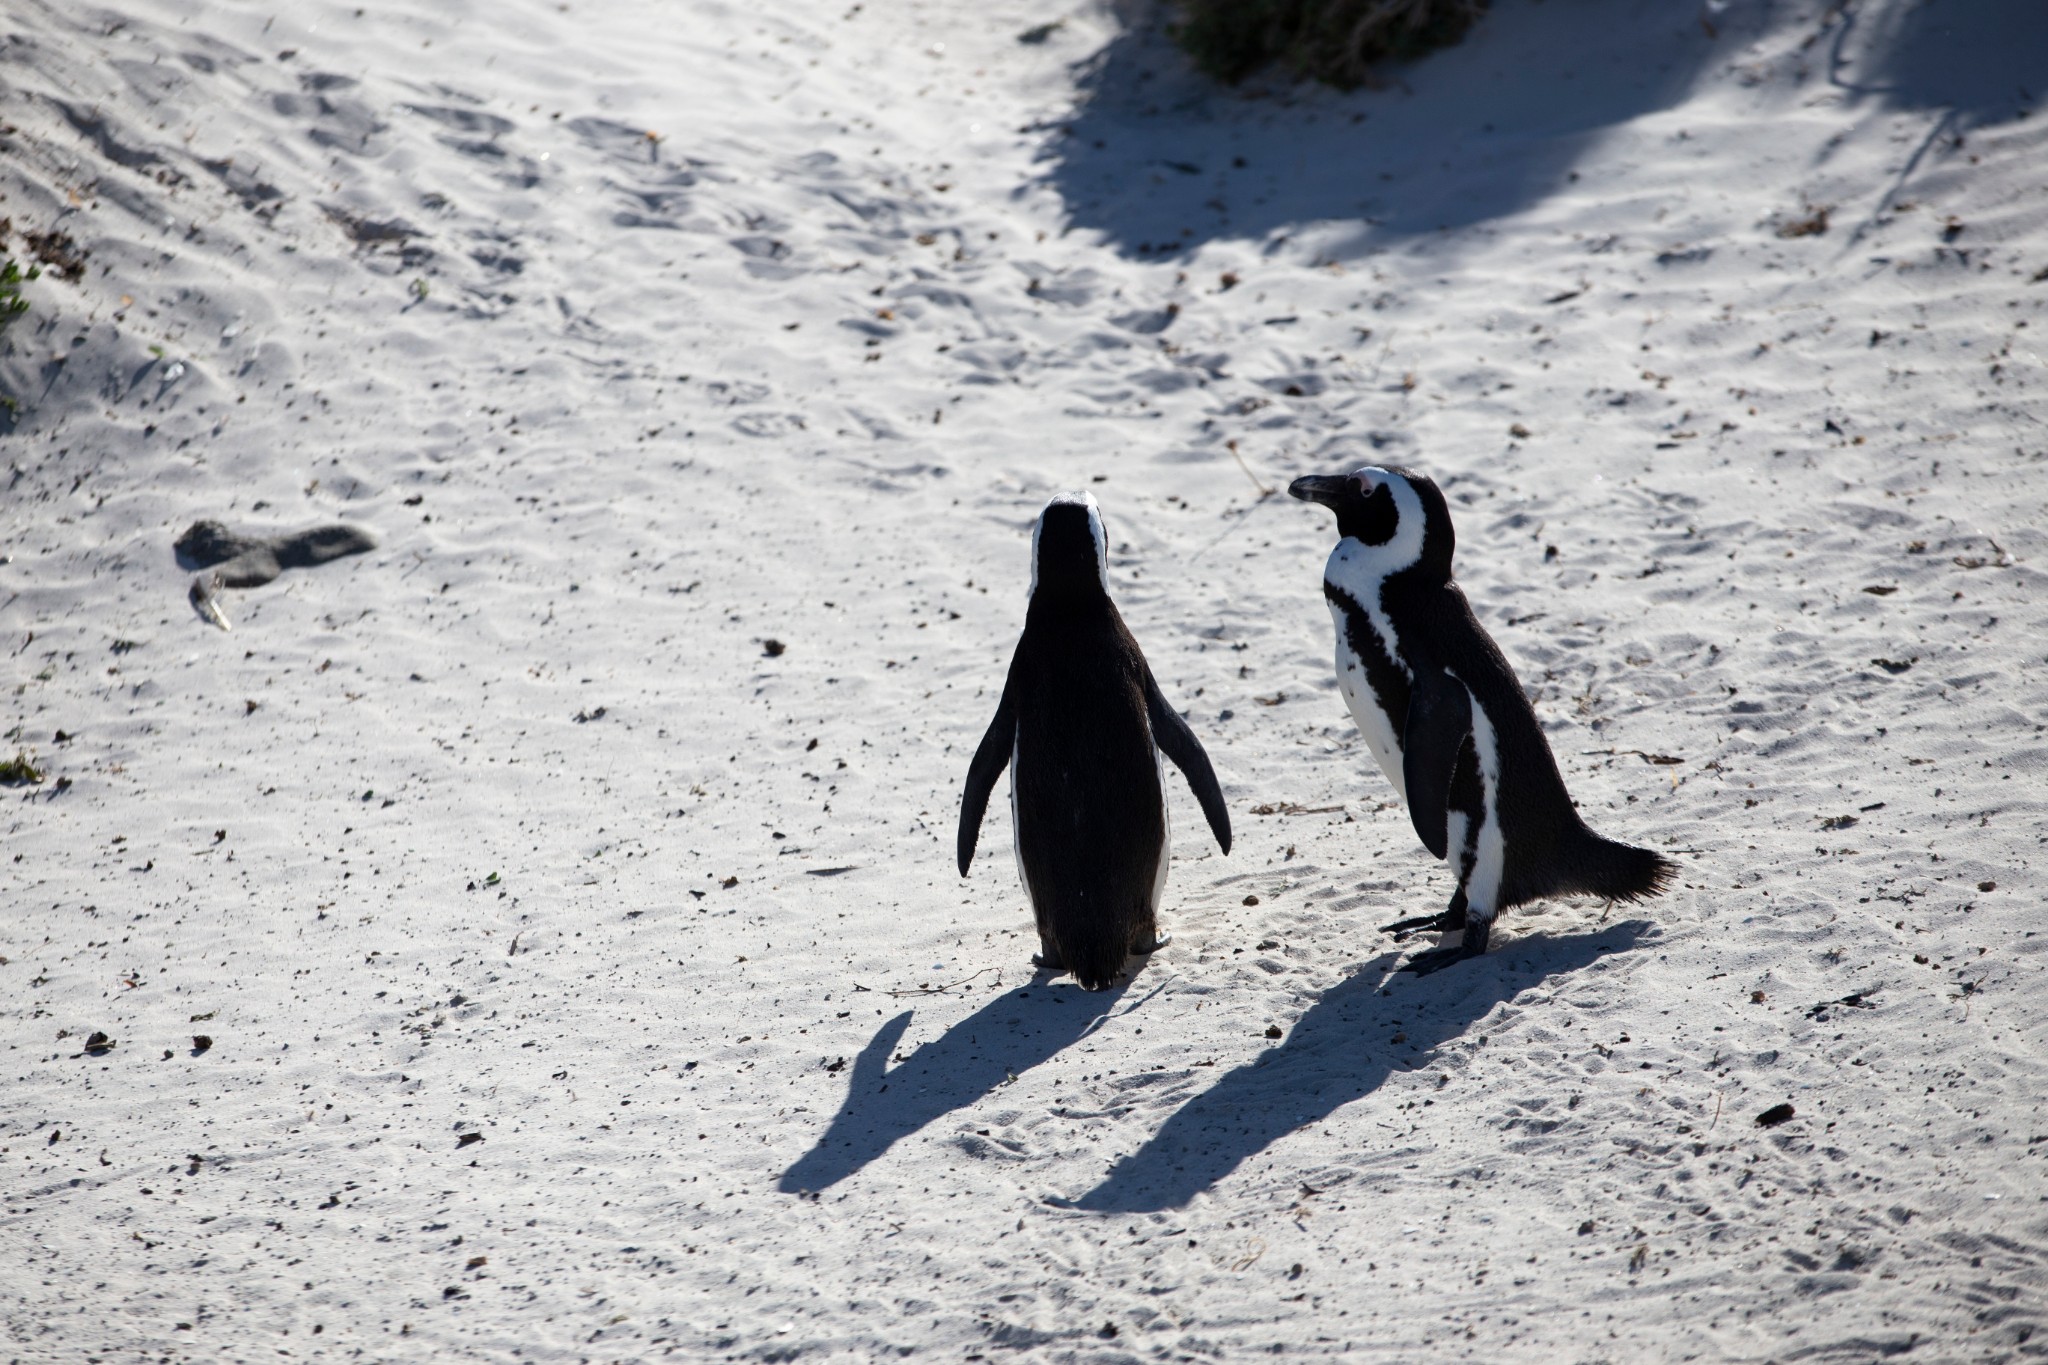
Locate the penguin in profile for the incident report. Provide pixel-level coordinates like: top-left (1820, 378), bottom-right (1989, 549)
top-left (1289, 466), bottom-right (1675, 974)
top-left (957, 492), bottom-right (1232, 990)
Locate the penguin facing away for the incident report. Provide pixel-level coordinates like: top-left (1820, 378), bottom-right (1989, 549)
top-left (958, 493), bottom-right (1232, 990)
top-left (1289, 466), bottom-right (1675, 975)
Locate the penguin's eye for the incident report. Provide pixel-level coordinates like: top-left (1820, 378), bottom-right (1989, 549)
top-left (1351, 481), bottom-right (1400, 545)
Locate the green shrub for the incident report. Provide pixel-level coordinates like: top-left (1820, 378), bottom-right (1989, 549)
top-left (0, 751), bottom-right (46, 785)
top-left (1172, 0), bottom-right (1488, 88)
top-left (1, 256), bottom-right (36, 336)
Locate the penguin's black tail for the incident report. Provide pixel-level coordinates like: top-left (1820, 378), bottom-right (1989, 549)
top-left (1064, 937), bottom-right (1129, 993)
top-left (1551, 826), bottom-right (1678, 904)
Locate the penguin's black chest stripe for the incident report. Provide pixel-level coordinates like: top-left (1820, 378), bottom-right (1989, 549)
top-left (1325, 581), bottom-right (1412, 732)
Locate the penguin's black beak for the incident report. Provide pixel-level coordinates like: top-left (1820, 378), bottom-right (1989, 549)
top-left (1288, 474), bottom-right (1349, 509)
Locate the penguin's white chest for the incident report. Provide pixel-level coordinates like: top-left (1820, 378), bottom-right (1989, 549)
top-left (1327, 597), bottom-right (1409, 806)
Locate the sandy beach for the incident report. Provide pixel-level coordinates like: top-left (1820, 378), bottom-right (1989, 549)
top-left (4, 0), bottom-right (2047, 1358)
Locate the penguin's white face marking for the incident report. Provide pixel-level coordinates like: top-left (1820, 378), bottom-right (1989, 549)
top-left (1337, 467), bottom-right (1426, 576)
top-left (1029, 491), bottom-right (1108, 599)
top-left (1322, 470), bottom-right (1424, 723)
top-left (1318, 469), bottom-right (1427, 700)
top-left (1288, 463), bottom-right (1445, 580)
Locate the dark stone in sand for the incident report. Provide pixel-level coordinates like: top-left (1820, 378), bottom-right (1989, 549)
top-left (175, 519), bottom-right (376, 583)
top-left (176, 519), bottom-right (376, 628)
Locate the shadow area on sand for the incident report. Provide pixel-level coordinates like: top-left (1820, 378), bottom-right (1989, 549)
top-left (1829, 0), bottom-right (2048, 126)
top-left (1039, 0), bottom-right (1749, 259)
top-left (1040, 0), bottom-right (2045, 263)
top-left (778, 977), bottom-right (1137, 1194)
top-left (1067, 919), bottom-right (1654, 1213)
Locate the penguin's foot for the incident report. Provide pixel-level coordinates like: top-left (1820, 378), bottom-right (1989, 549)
top-left (1381, 888), bottom-right (1468, 942)
top-left (1030, 943), bottom-right (1066, 971)
top-left (1380, 908), bottom-right (1468, 942)
top-left (1132, 930), bottom-right (1172, 956)
top-left (1399, 918), bottom-right (1491, 976)
top-left (1380, 911), bottom-right (1455, 942)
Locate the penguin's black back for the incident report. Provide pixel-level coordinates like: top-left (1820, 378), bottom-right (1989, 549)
top-left (1009, 582), bottom-right (1166, 991)
top-left (1383, 556), bottom-right (1672, 908)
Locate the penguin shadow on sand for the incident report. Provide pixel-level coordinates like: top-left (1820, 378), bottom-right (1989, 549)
top-left (1068, 918), bottom-right (1653, 1214)
top-left (778, 976), bottom-right (1152, 1195)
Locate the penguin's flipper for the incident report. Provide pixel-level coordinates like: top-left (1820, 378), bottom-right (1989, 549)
top-left (1401, 668), bottom-right (1473, 861)
top-left (1147, 680), bottom-right (1232, 854)
top-left (957, 694), bottom-right (1016, 876)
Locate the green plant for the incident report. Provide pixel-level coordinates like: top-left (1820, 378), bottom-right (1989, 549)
top-left (0, 751), bottom-right (46, 785)
top-left (1172, 0), bottom-right (1487, 88)
top-left (1, 257), bottom-right (37, 335)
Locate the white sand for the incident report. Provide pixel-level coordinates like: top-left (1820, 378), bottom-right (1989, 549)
top-left (4, 0), bottom-right (2046, 1357)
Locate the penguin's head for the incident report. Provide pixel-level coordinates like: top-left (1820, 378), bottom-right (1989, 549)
top-left (1288, 465), bottom-right (1452, 576)
top-left (1030, 491), bottom-right (1110, 598)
